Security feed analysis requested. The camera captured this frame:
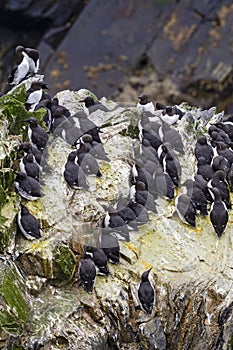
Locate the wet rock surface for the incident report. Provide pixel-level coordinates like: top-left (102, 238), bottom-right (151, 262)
top-left (1, 80), bottom-right (233, 349)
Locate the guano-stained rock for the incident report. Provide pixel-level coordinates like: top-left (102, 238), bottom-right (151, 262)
top-left (1, 82), bottom-right (233, 349)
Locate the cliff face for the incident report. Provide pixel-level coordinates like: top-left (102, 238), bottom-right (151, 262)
top-left (0, 80), bottom-right (233, 349)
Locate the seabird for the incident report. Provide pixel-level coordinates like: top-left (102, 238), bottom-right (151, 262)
top-left (132, 158), bottom-right (157, 198)
top-left (8, 46), bottom-right (30, 85)
top-left (17, 204), bottom-right (42, 240)
top-left (175, 193), bottom-right (196, 227)
top-left (80, 96), bottom-right (109, 114)
top-left (194, 136), bottom-right (213, 164)
top-left (215, 122), bottom-right (233, 142)
top-left (196, 157), bottom-right (214, 181)
top-left (14, 171), bottom-right (42, 200)
top-left (130, 181), bottom-right (157, 214)
top-left (209, 187), bottom-right (228, 238)
top-left (34, 98), bottom-right (52, 130)
top-left (72, 111), bottom-right (102, 143)
top-left (103, 209), bottom-right (130, 242)
top-left (85, 246), bottom-right (109, 276)
top-left (137, 95), bottom-right (155, 114)
top-left (76, 134), bottom-right (110, 162)
top-left (20, 152), bottom-right (40, 181)
top-left (127, 201), bottom-right (150, 224)
top-left (154, 166), bottom-right (175, 200)
top-left (76, 150), bottom-right (102, 177)
top-left (79, 258), bottom-right (96, 293)
top-left (159, 106), bottom-right (180, 125)
top-left (211, 155), bottom-right (230, 175)
top-left (208, 170), bottom-right (231, 209)
top-left (194, 174), bottom-right (212, 202)
top-left (159, 122), bottom-right (184, 154)
top-left (163, 151), bottom-right (182, 187)
top-left (63, 151), bottom-right (89, 190)
top-left (140, 123), bottom-right (162, 151)
top-left (25, 81), bottom-right (48, 111)
top-left (116, 198), bottom-right (139, 231)
top-left (18, 141), bottom-right (42, 165)
top-left (21, 117), bottom-right (49, 151)
top-left (138, 268), bottom-right (155, 315)
top-left (24, 47), bottom-right (40, 73)
top-left (216, 142), bottom-right (233, 165)
top-left (182, 178), bottom-right (208, 216)
top-left (140, 138), bottom-right (159, 162)
top-left (209, 125), bottom-right (232, 148)
top-left (100, 228), bottom-right (120, 264)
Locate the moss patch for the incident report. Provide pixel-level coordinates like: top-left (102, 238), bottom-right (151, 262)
top-left (0, 261), bottom-right (29, 334)
top-left (53, 245), bottom-right (76, 282)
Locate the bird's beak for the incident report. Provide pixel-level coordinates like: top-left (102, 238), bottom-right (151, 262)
top-left (20, 119), bottom-right (30, 123)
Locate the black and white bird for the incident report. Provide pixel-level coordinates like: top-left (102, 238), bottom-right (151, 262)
top-left (63, 151), bottom-right (89, 190)
top-left (130, 181), bottom-right (157, 214)
top-left (14, 171), bottom-right (42, 200)
top-left (8, 45), bottom-right (39, 86)
top-left (116, 198), bottom-right (139, 231)
top-left (25, 81), bottom-right (48, 111)
top-left (76, 134), bottom-right (110, 162)
top-left (34, 98), bottom-right (52, 130)
top-left (175, 193), bottom-right (196, 227)
top-left (103, 209), bottom-right (130, 242)
top-left (140, 138), bottom-right (159, 162)
top-left (137, 95), bottom-right (155, 114)
top-left (18, 141), bottom-right (43, 165)
top-left (8, 46), bottom-right (30, 85)
top-left (79, 258), bottom-right (96, 293)
top-left (157, 142), bottom-right (173, 166)
top-left (76, 149), bottom-right (102, 177)
top-left (209, 187), bottom-right (228, 238)
top-left (194, 174), bottom-right (212, 202)
top-left (208, 170), bottom-right (231, 209)
top-left (154, 166), bottom-right (175, 200)
top-left (50, 106), bottom-right (71, 133)
top-left (138, 113), bottom-right (161, 134)
top-left (196, 157), bottom-right (214, 181)
top-left (209, 126), bottom-right (232, 148)
top-left (215, 122), bottom-right (233, 142)
top-left (211, 155), bottom-right (230, 175)
top-left (140, 123), bottom-right (162, 151)
top-left (19, 152), bottom-right (41, 181)
top-left (100, 228), bottom-right (120, 264)
top-left (132, 158), bottom-right (157, 198)
top-left (159, 106), bottom-right (181, 125)
top-left (24, 46), bottom-right (40, 75)
top-left (216, 142), bottom-right (233, 166)
top-left (163, 151), bottom-right (181, 187)
top-left (182, 179), bottom-right (208, 216)
top-left (138, 268), bottom-right (155, 315)
top-left (85, 246), bottom-right (109, 276)
top-left (80, 96), bottom-right (109, 114)
top-left (159, 122), bottom-right (184, 154)
top-left (17, 204), bottom-right (42, 240)
top-left (73, 111), bottom-right (102, 143)
top-left (127, 201), bottom-right (150, 225)
top-left (194, 136), bottom-right (213, 164)
top-left (50, 97), bottom-right (71, 119)
top-left (21, 117), bottom-right (49, 151)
